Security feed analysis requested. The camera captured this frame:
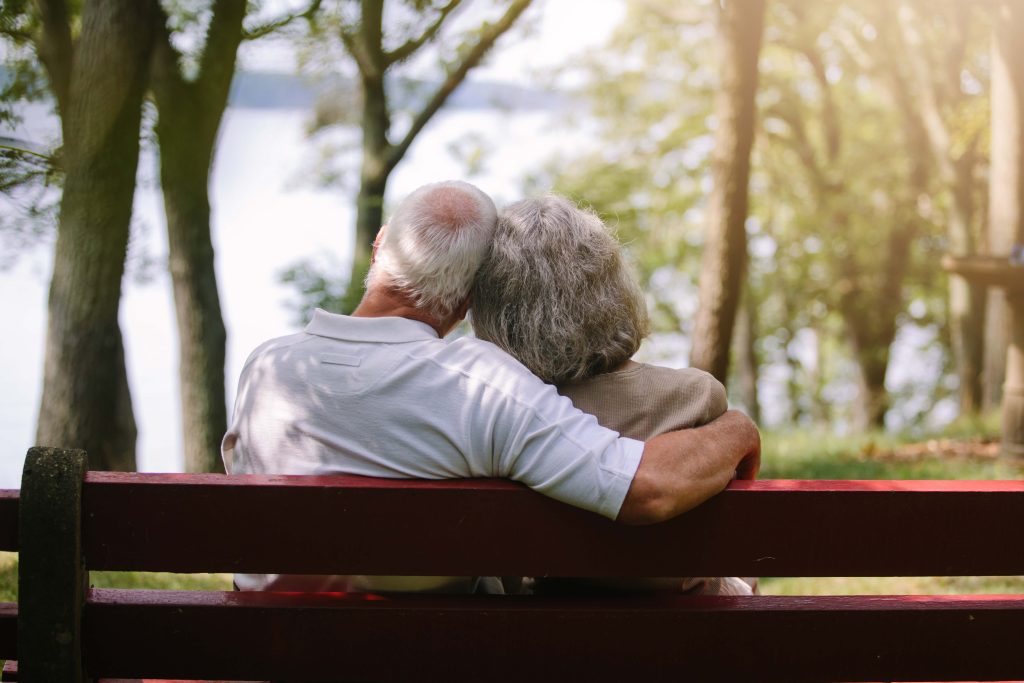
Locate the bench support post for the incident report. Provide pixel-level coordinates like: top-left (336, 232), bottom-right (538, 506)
top-left (18, 447), bottom-right (88, 683)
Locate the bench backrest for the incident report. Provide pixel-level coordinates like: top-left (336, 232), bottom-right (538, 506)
top-left (5, 446), bottom-right (1024, 682)
top-left (79, 471), bottom-right (1024, 576)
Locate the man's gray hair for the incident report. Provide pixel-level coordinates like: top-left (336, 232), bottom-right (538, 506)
top-left (472, 195), bottom-right (650, 385)
top-left (370, 180), bottom-right (497, 320)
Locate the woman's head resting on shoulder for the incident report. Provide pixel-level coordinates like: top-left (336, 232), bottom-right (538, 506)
top-left (471, 194), bottom-right (650, 385)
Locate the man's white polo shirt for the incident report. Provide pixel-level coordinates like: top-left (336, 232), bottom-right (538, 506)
top-left (223, 309), bottom-right (645, 592)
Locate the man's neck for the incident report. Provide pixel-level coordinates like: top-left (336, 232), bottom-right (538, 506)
top-left (353, 286), bottom-right (453, 337)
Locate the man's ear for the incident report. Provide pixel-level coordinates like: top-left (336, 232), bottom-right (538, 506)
top-left (371, 225), bottom-right (387, 264)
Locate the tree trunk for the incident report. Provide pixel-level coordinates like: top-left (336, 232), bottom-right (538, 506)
top-left (35, 0), bottom-right (157, 470)
top-left (151, 0), bottom-right (244, 473)
top-left (984, 291), bottom-right (1010, 411)
top-left (690, 0), bottom-right (766, 382)
top-left (344, 168), bottom-right (388, 312)
top-left (843, 315), bottom-right (892, 431)
top-left (991, 0), bottom-right (1024, 456)
top-left (342, 72), bottom-right (390, 313)
top-left (948, 151), bottom-right (986, 414)
top-left (891, 0), bottom-right (987, 417)
top-left (987, 0), bottom-right (1024, 416)
top-left (156, 124), bottom-right (229, 473)
top-left (733, 285), bottom-right (761, 424)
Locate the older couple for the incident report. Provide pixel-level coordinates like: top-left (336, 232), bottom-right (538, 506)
top-left (223, 181), bottom-right (759, 595)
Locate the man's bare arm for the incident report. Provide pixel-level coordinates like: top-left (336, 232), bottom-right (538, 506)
top-left (616, 410), bottom-right (761, 525)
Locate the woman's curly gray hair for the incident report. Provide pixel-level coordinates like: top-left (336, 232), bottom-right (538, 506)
top-left (472, 195), bottom-right (650, 385)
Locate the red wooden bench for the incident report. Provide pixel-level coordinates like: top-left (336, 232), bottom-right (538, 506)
top-left (1, 445), bottom-right (1023, 682)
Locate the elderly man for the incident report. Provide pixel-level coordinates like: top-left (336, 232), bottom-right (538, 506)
top-left (223, 180), bottom-right (760, 594)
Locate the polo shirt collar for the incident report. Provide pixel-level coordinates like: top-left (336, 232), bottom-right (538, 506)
top-left (305, 308), bottom-right (439, 342)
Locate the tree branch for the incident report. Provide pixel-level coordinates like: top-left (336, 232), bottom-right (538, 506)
top-left (340, 26), bottom-right (376, 77)
top-left (0, 135), bottom-right (53, 159)
top-left (386, 0), bottom-right (533, 171)
top-left (796, 41), bottom-right (840, 165)
top-left (764, 100), bottom-right (828, 195)
top-left (196, 0), bottom-right (247, 118)
top-left (242, 0), bottom-right (322, 40)
top-left (150, 4), bottom-right (188, 105)
top-left (892, 4), bottom-right (953, 167)
top-left (341, 1), bottom-right (386, 79)
top-left (0, 24), bottom-right (35, 43)
top-left (383, 0), bottom-right (462, 66)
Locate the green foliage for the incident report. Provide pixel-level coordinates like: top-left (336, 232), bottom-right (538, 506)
top-left (762, 574), bottom-right (1024, 596)
top-left (0, 1), bottom-right (62, 261)
top-left (539, 0), bottom-right (994, 430)
top-left (279, 256), bottom-right (351, 324)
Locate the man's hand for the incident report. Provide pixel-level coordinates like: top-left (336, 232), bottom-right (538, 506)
top-left (617, 410), bottom-right (761, 524)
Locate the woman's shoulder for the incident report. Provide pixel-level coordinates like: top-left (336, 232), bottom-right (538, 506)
top-left (630, 362), bottom-right (723, 387)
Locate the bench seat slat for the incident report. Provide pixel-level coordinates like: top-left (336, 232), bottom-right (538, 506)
top-left (83, 589), bottom-right (1024, 682)
top-left (81, 475), bottom-right (1024, 576)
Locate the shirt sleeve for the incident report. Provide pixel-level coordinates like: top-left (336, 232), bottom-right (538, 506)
top-left (486, 374), bottom-right (645, 520)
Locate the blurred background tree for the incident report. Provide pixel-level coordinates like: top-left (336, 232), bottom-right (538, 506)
top-left (536, 0), bottom-right (1006, 433)
top-left (292, 0), bottom-right (534, 312)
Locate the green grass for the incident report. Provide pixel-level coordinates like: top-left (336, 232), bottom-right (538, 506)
top-left (758, 417), bottom-right (1024, 594)
top-left (0, 552), bottom-right (231, 602)
top-left (760, 421), bottom-right (1024, 481)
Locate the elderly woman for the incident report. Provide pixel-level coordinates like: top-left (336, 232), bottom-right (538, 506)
top-left (472, 194), bottom-right (753, 596)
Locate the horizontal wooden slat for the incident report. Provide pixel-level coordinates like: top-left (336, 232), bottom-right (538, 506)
top-left (83, 589), bottom-right (1024, 682)
top-left (0, 491), bottom-right (17, 551)
top-left (0, 602), bottom-right (17, 660)
top-left (81, 474), bottom-right (1024, 576)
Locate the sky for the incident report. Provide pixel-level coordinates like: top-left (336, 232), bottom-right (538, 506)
top-left (0, 0), bottom-right (626, 487)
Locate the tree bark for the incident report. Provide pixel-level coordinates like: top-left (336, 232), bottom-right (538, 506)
top-left (154, 115), bottom-right (229, 473)
top-left (947, 150), bottom-right (987, 414)
top-left (690, 0), bottom-right (766, 382)
top-left (343, 66), bottom-right (390, 313)
top-left (990, 0), bottom-right (1024, 456)
top-left (987, 0), bottom-right (1024, 416)
top-left (35, 0), bottom-right (157, 470)
top-left (150, 0), bottom-right (244, 473)
top-left (733, 285), bottom-right (761, 424)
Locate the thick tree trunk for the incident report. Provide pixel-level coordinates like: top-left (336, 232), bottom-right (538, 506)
top-left (690, 0), bottom-right (765, 382)
top-left (35, 0), bottom-right (157, 470)
top-left (987, 1), bottom-right (1024, 415)
top-left (991, 0), bottom-right (1024, 456)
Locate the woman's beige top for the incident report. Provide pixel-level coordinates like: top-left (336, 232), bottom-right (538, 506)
top-left (543, 360), bottom-right (753, 597)
top-left (557, 361), bottom-right (728, 440)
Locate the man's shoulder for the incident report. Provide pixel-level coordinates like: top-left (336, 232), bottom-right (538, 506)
top-left (418, 336), bottom-right (551, 393)
top-left (240, 332), bottom-right (311, 371)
